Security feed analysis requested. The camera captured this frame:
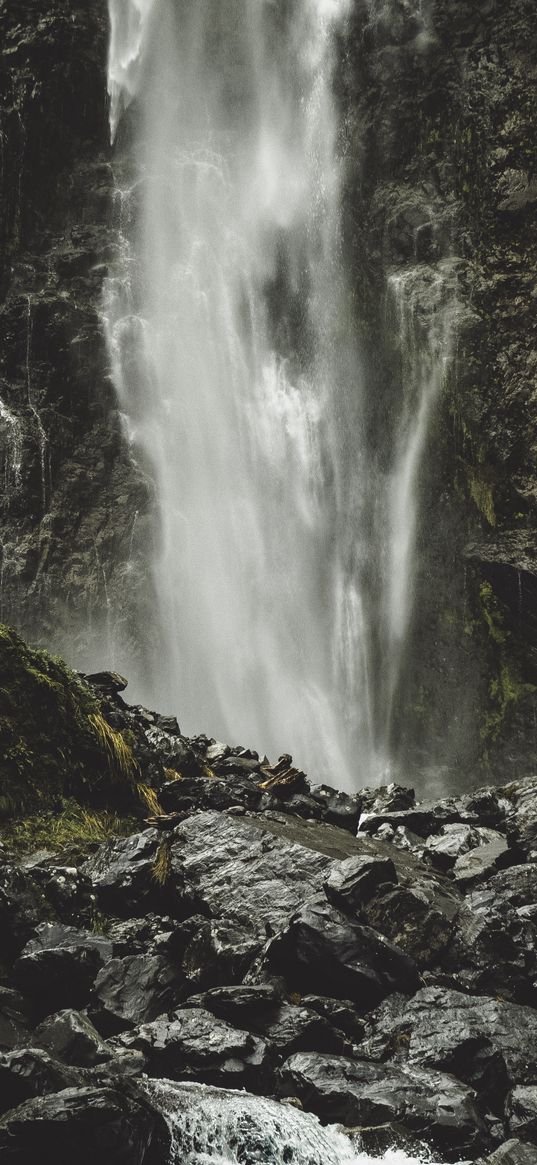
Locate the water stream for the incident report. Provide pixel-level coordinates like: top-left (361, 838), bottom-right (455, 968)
top-left (104, 0), bottom-right (454, 790)
top-left (143, 1080), bottom-right (454, 1165)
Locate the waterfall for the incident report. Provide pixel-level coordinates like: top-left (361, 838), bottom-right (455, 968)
top-left (104, 0), bottom-right (453, 791)
top-left (142, 1079), bottom-right (449, 1165)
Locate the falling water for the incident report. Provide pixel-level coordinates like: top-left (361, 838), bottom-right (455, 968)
top-left (142, 1080), bottom-right (450, 1165)
top-left (104, 0), bottom-right (453, 790)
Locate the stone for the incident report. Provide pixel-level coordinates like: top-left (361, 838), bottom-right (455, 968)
top-left (169, 812), bottom-right (332, 938)
top-left (186, 984), bottom-right (282, 1024)
top-left (92, 954), bottom-right (183, 1033)
top-left (34, 1010), bottom-right (112, 1068)
top-left (361, 882), bottom-right (459, 967)
top-left (178, 915), bottom-right (260, 988)
top-left (0, 1084), bottom-right (169, 1164)
top-left (506, 1086), bottom-right (537, 1142)
top-left (113, 1007), bottom-right (270, 1090)
top-left (324, 854), bottom-right (397, 913)
top-left (301, 996), bottom-right (366, 1044)
top-left (159, 773), bottom-right (261, 815)
top-left (81, 830), bottom-right (163, 916)
top-left (84, 671), bottom-right (128, 693)
top-left (444, 887), bottom-right (537, 1006)
top-left (15, 924), bottom-right (112, 1015)
top-left (503, 776), bottom-right (537, 859)
top-left (0, 989), bottom-right (30, 1051)
top-left (0, 1049), bottom-right (81, 1114)
top-left (253, 1004), bottom-right (349, 1058)
top-left (476, 1141), bottom-right (537, 1164)
top-left (264, 896), bottom-right (419, 1009)
top-left (359, 986), bottom-right (537, 1111)
top-left (278, 1052), bottom-right (486, 1155)
top-left (309, 785), bottom-right (361, 832)
top-left (453, 836), bottom-right (510, 886)
top-left (0, 865), bottom-right (51, 961)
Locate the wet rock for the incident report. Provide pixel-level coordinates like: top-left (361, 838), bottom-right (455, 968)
top-left (359, 800), bottom-right (461, 839)
top-left (453, 836), bottom-right (510, 886)
top-left (0, 865), bottom-right (51, 961)
top-left (178, 915), bottom-right (260, 988)
top-left (324, 855), bottom-right (397, 913)
top-left (360, 986), bottom-right (537, 1111)
top-left (358, 784), bottom-right (416, 817)
top-left (444, 885), bottom-right (537, 1005)
top-left (425, 823), bottom-right (481, 870)
top-left (144, 726), bottom-right (200, 777)
top-left (0, 989), bottom-right (30, 1051)
top-left (92, 954), bottom-right (182, 1033)
top-left (81, 830), bottom-right (162, 916)
top-left (0, 1048), bottom-right (81, 1115)
top-left (28, 865), bottom-right (93, 924)
top-left (84, 671), bottom-right (128, 693)
top-left (186, 984), bottom-right (282, 1024)
top-left (264, 896), bottom-right (419, 1009)
top-left (34, 1010), bottom-right (112, 1068)
top-left (506, 1086), bottom-right (537, 1142)
top-left (503, 777), bottom-right (537, 859)
top-left (252, 1004), bottom-right (349, 1058)
top-left (476, 1141), bottom-right (537, 1164)
top-left (361, 880), bottom-right (460, 968)
top-left (301, 996), bottom-right (366, 1044)
top-left (309, 785), bottom-right (361, 832)
top-left (0, 1084), bottom-right (169, 1165)
top-left (169, 812), bottom-right (332, 937)
top-left (278, 1052), bottom-right (486, 1156)
top-left (159, 774), bottom-right (261, 815)
top-left (15, 924), bottom-right (112, 1016)
top-left (106, 915), bottom-right (176, 957)
top-left (113, 1007), bottom-right (269, 1090)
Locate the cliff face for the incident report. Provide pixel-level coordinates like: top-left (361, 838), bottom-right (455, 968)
top-left (0, 0), bottom-right (150, 676)
top-left (1, 0), bottom-right (536, 787)
top-left (342, 0), bottom-right (537, 784)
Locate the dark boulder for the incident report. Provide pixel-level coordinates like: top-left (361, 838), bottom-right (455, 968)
top-left (361, 881), bottom-right (460, 968)
top-left (92, 955), bottom-right (183, 1033)
top-left (0, 1085), bottom-right (169, 1165)
top-left (506, 1086), bottom-right (537, 1142)
top-left (324, 854), bottom-right (397, 912)
top-left (444, 886), bottom-right (537, 1005)
top-left (0, 1048), bottom-right (81, 1115)
top-left (278, 1052), bottom-right (486, 1157)
top-left (0, 865), bottom-right (51, 961)
top-left (301, 996), bottom-right (366, 1044)
top-left (309, 785), bottom-right (361, 832)
top-left (81, 831), bottom-right (164, 917)
top-left (15, 924), bottom-right (112, 1015)
top-left (186, 984), bottom-right (282, 1027)
top-left (0, 988), bottom-right (30, 1050)
top-left (113, 1007), bottom-right (269, 1091)
top-left (503, 777), bottom-right (537, 859)
top-left (34, 1010), bottom-right (112, 1068)
top-left (178, 914), bottom-right (260, 988)
top-left (169, 812), bottom-right (331, 937)
top-left (476, 1141), bottom-right (537, 1164)
top-left (453, 836), bottom-right (510, 887)
top-left (264, 896), bottom-right (419, 1009)
top-left (159, 774), bottom-right (261, 814)
top-left (359, 986), bottom-right (537, 1112)
top-left (253, 1003), bottom-right (349, 1058)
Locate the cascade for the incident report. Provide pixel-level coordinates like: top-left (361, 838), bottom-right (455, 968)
top-left (104, 0), bottom-right (454, 791)
top-left (143, 1080), bottom-right (454, 1165)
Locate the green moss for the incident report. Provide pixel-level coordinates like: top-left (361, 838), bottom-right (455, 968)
top-left (467, 466), bottom-right (496, 527)
top-left (0, 623), bottom-right (139, 821)
top-left (479, 581), bottom-right (507, 646)
top-left (481, 663), bottom-right (535, 745)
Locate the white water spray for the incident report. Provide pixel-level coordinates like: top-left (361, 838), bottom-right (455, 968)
top-left (104, 0), bottom-right (453, 790)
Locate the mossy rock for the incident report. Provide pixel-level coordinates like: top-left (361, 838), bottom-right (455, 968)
top-left (0, 623), bottom-right (139, 820)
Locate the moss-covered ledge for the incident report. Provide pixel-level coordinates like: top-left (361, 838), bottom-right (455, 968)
top-left (0, 623), bottom-right (142, 850)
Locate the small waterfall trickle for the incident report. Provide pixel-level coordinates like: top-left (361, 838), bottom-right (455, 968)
top-left (104, 0), bottom-right (456, 791)
top-left (142, 1080), bottom-right (450, 1165)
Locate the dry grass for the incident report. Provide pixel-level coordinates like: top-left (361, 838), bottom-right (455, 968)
top-left (90, 713), bottom-right (139, 782)
top-left (152, 839), bottom-right (171, 884)
top-left (3, 802), bottom-right (136, 855)
top-left (136, 782), bottom-right (164, 816)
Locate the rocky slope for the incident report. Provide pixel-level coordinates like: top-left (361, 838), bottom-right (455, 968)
top-left (1, 628), bottom-right (537, 1162)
